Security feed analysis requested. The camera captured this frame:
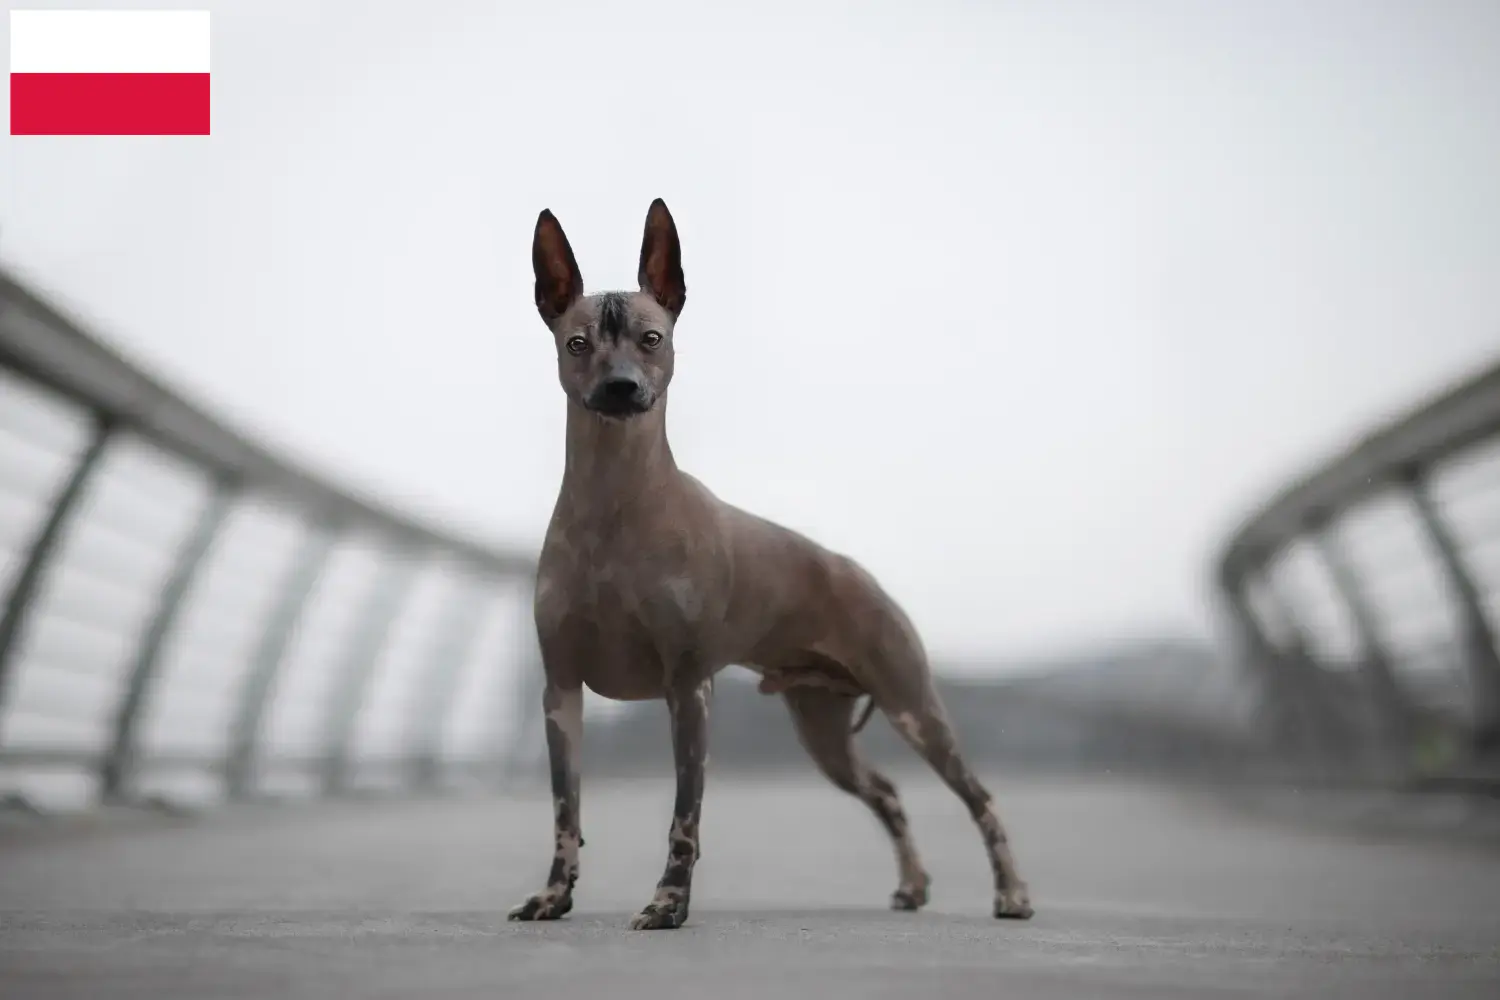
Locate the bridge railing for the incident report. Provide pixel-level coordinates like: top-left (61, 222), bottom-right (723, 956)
top-left (1215, 356), bottom-right (1500, 782)
top-left (0, 268), bottom-right (540, 811)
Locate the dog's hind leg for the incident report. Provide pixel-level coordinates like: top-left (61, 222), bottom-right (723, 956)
top-left (876, 671), bottom-right (1034, 920)
top-left (784, 687), bottom-right (931, 910)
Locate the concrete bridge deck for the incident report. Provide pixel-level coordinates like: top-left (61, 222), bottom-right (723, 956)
top-left (2, 772), bottom-right (1497, 999)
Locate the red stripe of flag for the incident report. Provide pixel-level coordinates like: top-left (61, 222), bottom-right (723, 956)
top-left (10, 72), bottom-right (210, 135)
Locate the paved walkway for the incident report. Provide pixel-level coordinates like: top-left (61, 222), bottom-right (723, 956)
top-left (2, 772), bottom-right (1497, 999)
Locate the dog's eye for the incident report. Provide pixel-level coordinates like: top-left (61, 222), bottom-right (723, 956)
top-left (641, 331), bottom-right (663, 349)
top-left (565, 336), bottom-right (589, 355)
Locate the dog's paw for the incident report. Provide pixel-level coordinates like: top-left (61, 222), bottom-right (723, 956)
top-left (993, 886), bottom-right (1034, 920)
top-left (890, 873), bottom-right (931, 911)
top-left (628, 899), bottom-right (688, 930)
top-left (507, 888), bottom-right (573, 922)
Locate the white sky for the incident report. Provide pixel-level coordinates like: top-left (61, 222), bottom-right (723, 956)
top-left (2, 0), bottom-right (1497, 665)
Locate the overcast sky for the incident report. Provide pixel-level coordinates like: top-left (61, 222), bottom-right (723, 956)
top-left (2, 0), bottom-right (1497, 664)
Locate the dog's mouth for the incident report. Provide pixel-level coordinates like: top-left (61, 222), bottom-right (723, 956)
top-left (585, 395), bottom-right (653, 419)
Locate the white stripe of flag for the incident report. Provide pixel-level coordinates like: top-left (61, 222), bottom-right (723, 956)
top-left (9, 9), bottom-right (211, 74)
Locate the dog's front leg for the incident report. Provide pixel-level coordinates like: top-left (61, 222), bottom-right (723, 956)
top-left (507, 681), bottom-right (583, 921)
top-left (629, 674), bottom-right (712, 930)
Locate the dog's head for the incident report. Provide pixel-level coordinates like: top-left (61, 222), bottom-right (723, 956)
top-left (531, 199), bottom-right (685, 419)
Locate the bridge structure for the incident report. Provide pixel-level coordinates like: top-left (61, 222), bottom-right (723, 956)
top-left (0, 269), bottom-right (542, 811)
top-left (1215, 356), bottom-right (1500, 787)
top-left (2, 268), bottom-right (1497, 999)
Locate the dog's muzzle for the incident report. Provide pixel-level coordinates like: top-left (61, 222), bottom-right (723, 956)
top-left (588, 376), bottom-right (652, 417)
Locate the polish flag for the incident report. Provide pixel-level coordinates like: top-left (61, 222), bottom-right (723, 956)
top-left (9, 9), bottom-right (210, 135)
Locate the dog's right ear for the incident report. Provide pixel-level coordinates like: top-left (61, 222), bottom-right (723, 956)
top-left (532, 209), bottom-right (584, 325)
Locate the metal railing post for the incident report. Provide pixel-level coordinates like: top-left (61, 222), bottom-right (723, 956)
top-left (317, 551), bottom-right (421, 795)
top-left (1254, 569), bottom-right (1356, 764)
top-left (0, 416), bottom-right (113, 728)
top-left (499, 593), bottom-right (545, 784)
top-left (1310, 520), bottom-right (1417, 760)
top-left (405, 581), bottom-right (491, 789)
top-left (99, 476), bottom-right (238, 801)
top-left (223, 522), bottom-right (338, 799)
top-left (1405, 469), bottom-right (1500, 752)
top-left (1221, 571), bottom-right (1309, 757)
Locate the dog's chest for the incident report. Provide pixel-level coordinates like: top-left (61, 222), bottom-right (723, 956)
top-left (544, 561), bottom-right (705, 630)
top-left (534, 523), bottom-right (721, 689)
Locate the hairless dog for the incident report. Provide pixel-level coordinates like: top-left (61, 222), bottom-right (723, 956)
top-left (507, 199), bottom-right (1033, 930)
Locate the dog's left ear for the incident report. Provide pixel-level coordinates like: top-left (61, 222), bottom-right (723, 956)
top-left (637, 198), bottom-right (686, 318)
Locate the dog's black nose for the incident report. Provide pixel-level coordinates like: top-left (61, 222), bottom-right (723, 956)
top-left (599, 377), bottom-right (642, 401)
top-left (588, 369), bottom-right (650, 416)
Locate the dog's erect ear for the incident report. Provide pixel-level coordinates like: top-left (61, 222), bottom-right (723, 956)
top-left (637, 198), bottom-right (686, 318)
top-left (533, 209), bottom-right (584, 324)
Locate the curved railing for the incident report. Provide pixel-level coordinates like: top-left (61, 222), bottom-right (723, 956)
top-left (0, 267), bottom-right (540, 811)
top-left (1215, 355), bottom-right (1500, 780)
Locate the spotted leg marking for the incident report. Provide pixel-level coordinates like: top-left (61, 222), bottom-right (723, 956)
top-left (890, 703), bottom-right (1033, 920)
top-left (508, 683), bottom-right (583, 921)
top-left (784, 687), bottom-right (930, 909)
top-left (630, 675), bottom-right (712, 930)
top-left (864, 769), bottom-right (932, 910)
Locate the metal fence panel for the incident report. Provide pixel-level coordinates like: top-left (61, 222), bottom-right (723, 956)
top-left (0, 266), bottom-right (538, 810)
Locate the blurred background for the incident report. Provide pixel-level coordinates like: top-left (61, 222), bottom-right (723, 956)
top-left (2, 0), bottom-right (1499, 826)
top-left (5, 4), bottom-right (1500, 997)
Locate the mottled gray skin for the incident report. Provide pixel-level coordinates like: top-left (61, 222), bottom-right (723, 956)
top-left (507, 200), bottom-right (1033, 930)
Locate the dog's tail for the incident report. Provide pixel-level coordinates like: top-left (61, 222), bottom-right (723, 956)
top-left (850, 694), bottom-right (877, 735)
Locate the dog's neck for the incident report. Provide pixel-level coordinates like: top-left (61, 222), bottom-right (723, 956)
top-left (561, 393), bottom-right (677, 512)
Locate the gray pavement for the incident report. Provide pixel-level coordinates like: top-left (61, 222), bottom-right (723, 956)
top-left (1, 770), bottom-right (1498, 999)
